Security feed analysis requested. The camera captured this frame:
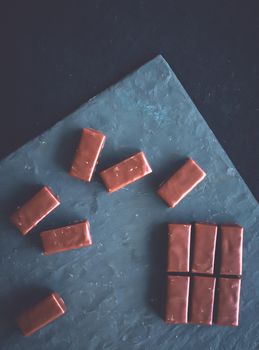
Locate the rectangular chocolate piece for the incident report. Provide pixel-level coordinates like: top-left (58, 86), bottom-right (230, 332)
top-left (216, 278), bottom-right (241, 326)
top-left (167, 224), bottom-right (191, 272)
top-left (165, 276), bottom-right (190, 324)
top-left (220, 225), bottom-right (243, 276)
top-left (17, 292), bottom-right (66, 336)
top-left (40, 220), bottom-right (92, 255)
top-left (157, 158), bottom-right (206, 208)
top-left (191, 223), bottom-right (218, 274)
top-left (10, 186), bottom-right (60, 235)
top-left (190, 276), bottom-right (216, 325)
top-left (99, 151), bottom-right (152, 192)
top-left (70, 128), bottom-right (106, 182)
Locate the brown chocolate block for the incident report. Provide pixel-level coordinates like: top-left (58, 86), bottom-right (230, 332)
top-left (220, 225), bottom-right (243, 276)
top-left (40, 220), bottom-right (92, 255)
top-left (190, 276), bottom-right (216, 325)
top-left (10, 186), bottom-right (60, 235)
top-left (216, 278), bottom-right (241, 326)
top-left (17, 292), bottom-right (66, 336)
top-left (167, 224), bottom-right (191, 272)
top-left (191, 223), bottom-right (218, 274)
top-left (157, 158), bottom-right (206, 208)
top-left (99, 151), bottom-right (152, 193)
top-left (70, 128), bottom-right (106, 182)
top-left (165, 275), bottom-right (190, 324)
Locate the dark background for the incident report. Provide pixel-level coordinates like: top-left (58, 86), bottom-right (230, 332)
top-left (1, 0), bottom-right (259, 201)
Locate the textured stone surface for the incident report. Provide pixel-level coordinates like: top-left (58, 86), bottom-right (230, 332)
top-left (0, 55), bottom-right (258, 349)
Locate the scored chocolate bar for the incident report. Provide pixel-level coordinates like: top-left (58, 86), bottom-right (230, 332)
top-left (220, 225), bottom-right (243, 276)
top-left (216, 278), bottom-right (241, 326)
top-left (17, 292), bottom-right (66, 336)
top-left (10, 186), bottom-right (60, 235)
top-left (157, 158), bottom-right (206, 208)
top-left (70, 128), bottom-right (106, 182)
top-left (100, 151), bottom-right (152, 192)
top-left (191, 223), bottom-right (218, 274)
top-left (190, 276), bottom-right (216, 325)
top-left (40, 220), bottom-right (92, 255)
top-left (167, 224), bottom-right (191, 273)
top-left (165, 275), bottom-right (190, 324)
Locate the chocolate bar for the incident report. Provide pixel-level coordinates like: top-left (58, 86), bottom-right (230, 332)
top-left (10, 186), bottom-right (60, 235)
top-left (17, 292), bottom-right (66, 336)
top-left (99, 151), bottom-right (152, 192)
top-left (157, 158), bottom-right (206, 208)
top-left (165, 276), bottom-right (190, 324)
top-left (167, 224), bottom-right (191, 272)
top-left (191, 223), bottom-right (217, 274)
top-left (190, 276), bottom-right (216, 325)
top-left (40, 220), bottom-right (92, 255)
top-left (216, 278), bottom-right (241, 326)
top-left (70, 128), bottom-right (106, 182)
top-left (220, 225), bottom-right (243, 276)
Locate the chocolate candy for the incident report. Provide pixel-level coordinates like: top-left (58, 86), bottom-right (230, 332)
top-left (191, 223), bottom-right (218, 274)
top-left (220, 225), bottom-right (243, 276)
top-left (165, 276), bottom-right (190, 324)
top-left (100, 151), bottom-right (152, 192)
top-left (10, 186), bottom-right (60, 235)
top-left (165, 222), bottom-right (243, 327)
top-left (70, 128), bottom-right (106, 182)
top-left (17, 292), bottom-right (66, 336)
top-left (157, 158), bottom-right (206, 208)
top-left (167, 224), bottom-right (191, 272)
top-left (216, 278), bottom-right (241, 326)
top-left (40, 220), bottom-right (92, 255)
top-left (190, 276), bottom-right (216, 325)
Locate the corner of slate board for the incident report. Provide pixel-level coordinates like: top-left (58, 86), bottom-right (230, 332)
top-left (0, 55), bottom-right (258, 350)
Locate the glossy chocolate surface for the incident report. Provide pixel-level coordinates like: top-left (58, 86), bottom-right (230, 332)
top-left (167, 224), bottom-right (191, 272)
top-left (165, 276), bottom-right (190, 324)
top-left (99, 151), bottom-right (152, 192)
top-left (190, 276), bottom-right (216, 325)
top-left (17, 293), bottom-right (66, 336)
top-left (191, 223), bottom-right (218, 274)
top-left (216, 278), bottom-right (241, 326)
top-left (40, 220), bottom-right (92, 255)
top-left (157, 158), bottom-right (206, 208)
top-left (10, 186), bottom-right (60, 235)
top-left (70, 128), bottom-right (106, 182)
top-left (220, 225), bottom-right (243, 276)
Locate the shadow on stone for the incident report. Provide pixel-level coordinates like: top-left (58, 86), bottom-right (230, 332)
top-left (146, 222), bottom-right (168, 319)
top-left (54, 127), bottom-right (81, 173)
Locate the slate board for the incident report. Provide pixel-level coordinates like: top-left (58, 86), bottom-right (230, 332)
top-left (0, 55), bottom-right (258, 350)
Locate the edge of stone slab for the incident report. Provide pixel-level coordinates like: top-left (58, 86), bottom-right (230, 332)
top-left (0, 54), bottom-right (258, 208)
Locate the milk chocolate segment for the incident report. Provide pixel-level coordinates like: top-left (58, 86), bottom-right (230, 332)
top-left (216, 278), bottom-right (241, 326)
top-left (190, 276), bottom-right (216, 325)
top-left (165, 276), bottom-right (190, 324)
top-left (220, 225), bottom-right (243, 276)
top-left (40, 220), bottom-right (92, 255)
top-left (157, 158), bottom-right (206, 208)
top-left (17, 292), bottom-right (66, 336)
top-left (167, 224), bottom-right (191, 272)
top-left (10, 186), bottom-right (60, 235)
top-left (99, 151), bottom-right (152, 192)
top-left (70, 128), bottom-right (106, 182)
top-left (191, 223), bottom-right (218, 274)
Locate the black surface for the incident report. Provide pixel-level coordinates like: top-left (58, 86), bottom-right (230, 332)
top-left (1, 0), bottom-right (259, 203)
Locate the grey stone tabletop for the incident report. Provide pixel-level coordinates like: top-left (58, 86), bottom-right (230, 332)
top-left (0, 56), bottom-right (258, 350)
